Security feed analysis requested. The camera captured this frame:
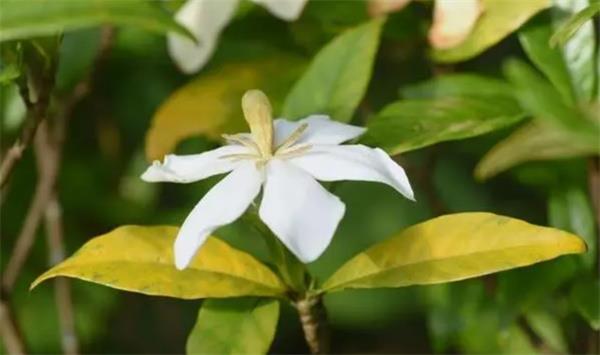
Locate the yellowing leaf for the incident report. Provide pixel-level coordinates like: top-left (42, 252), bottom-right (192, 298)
top-left (31, 226), bottom-right (286, 299)
top-left (145, 58), bottom-right (304, 161)
top-left (433, 0), bottom-right (550, 62)
top-left (322, 212), bottom-right (586, 292)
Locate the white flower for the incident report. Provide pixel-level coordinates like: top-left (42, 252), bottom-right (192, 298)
top-left (142, 90), bottom-right (414, 270)
top-left (168, 0), bottom-right (309, 74)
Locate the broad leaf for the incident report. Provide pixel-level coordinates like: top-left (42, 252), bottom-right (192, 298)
top-left (145, 57), bottom-right (304, 161)
top-left (551, 0), bottom-right (597, 101)
top-left (363, 96), bottom-right (524, 155)
top-left (504, 59), bottom-right (599, 144)
top-left (0, 0), bottom-right (193, 42)
top-left (549, 184), bottom-right (596, 269)
top-left (282, 19), bottom-right (383, 122)
top-left (571, 278), bottom-right (600, 330)
top-left (432, 0), bottom-right (549, 62)
top-left (518, 13), bottom-right (576, 103)
top-left (322, 212), bottom-right (586, 292)
top-left (31, 226), bottom-right (286, 299)
top-left (550, 2), bottom-right (600, 47)
top-left (400, 73), bottom-right (515, 100)
top-left (187, 298), bottom-right (279, 355)
top-left (475, 121), bottom-right (597, 180)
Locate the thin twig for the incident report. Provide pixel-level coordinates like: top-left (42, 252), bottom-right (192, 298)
top-left (0, 299), bottom-right (25, 355)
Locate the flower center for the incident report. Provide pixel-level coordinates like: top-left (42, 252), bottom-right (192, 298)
top-left (220, 89), bottom-right (312, 166)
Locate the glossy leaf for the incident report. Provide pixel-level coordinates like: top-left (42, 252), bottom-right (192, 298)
top-left (145, 57), bottom-right (304, 161)
top-left (571, 278), bottom-right (600, 330)
top-left (475, 121), bottom-right (598, 180)
top-left (550, 2), bottom-right (600, 47)
top-left (549, 185), bottom-right (597, 269)
top-left (518, 13), bottom-right (576, 103)
top-left (363, 96), bottom-right (524, 155)
top-left (0, 0), bottom-right (193, 42)
top-left (432, 0), bottom-right (549, 62)
top-left (322, 212), bottom-right (586, 292)
top-left (400, 73), bottom-right (515, 100)
top-left (282, 19), bottom-right (383, 122)
top-left (31, 225), bottom-right (286, 299)
top-left (504, 59), bottom-right (599, 144)
top-left (186, 298), bottom-right (279, 355)
top-left (551, 0), bottom-right (597, 101)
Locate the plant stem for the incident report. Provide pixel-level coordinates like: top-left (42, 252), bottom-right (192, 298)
top-left (294, 294), bottom-right (330, 354)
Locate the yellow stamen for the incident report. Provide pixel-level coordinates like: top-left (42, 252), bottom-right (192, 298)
top-left (275, 123), bottom-right (309, 154)
top-left (242, 90), bottom-right (273, 158)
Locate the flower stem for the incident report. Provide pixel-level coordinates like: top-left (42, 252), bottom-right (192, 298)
top-left (295, 294), bottom-right (330, 354)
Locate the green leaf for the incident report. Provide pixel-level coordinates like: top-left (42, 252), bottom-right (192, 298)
top-left (363, 96), bottom-right (525, 155)
top-left (145, 57), bottom-right (305, 161)
top-left (548, 184), bottom-right (597, 269)
top-left (0, 0), bottom-right (193, 42)
top-left (322, 212), bottom-right (586, 292)
top-left (571, 278), bottom-right (600, 330)
top-left (524, 309), bottom-right (568, 353)
top-left (400, 73), bottom-right (515, 100)
top-left (31, 226), bottom-right (287, 299)
top-left (186, 298), bottom-right (279, 355)
top-left (551, 0), bottom-right (597, 101)
top-left (498, 325), bottom-right (538, 354)
top-left (432, 0), bottom-right (550, 62)
top-left (0, 62), bottom-right (20, 84)
top-left (475, 121), bottom-right (598, 180)
top-left (503, 59), bottom-right (599, 144)
top-left (550, 2), bottom-right (600, 47)
top-left (518, 12), bottom-right (576, 103)
top-left (282, 19), bottom-right (383, 122)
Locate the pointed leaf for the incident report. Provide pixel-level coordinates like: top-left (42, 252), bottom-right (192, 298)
top-left (31, 226), bottom-right (286, 299)
top-left (433, 0), bottom-right (550, 62)
top-left (322, 213), bottom-right (586, 292)
top-left (550, 2), bottom-right (600, 47)
top-left (186, 298), bottom-right (279, 355)
top-left (0, 0), bottom-right (193, 42)
top-left (282, 19), bottom-right (384, 122)
top-left (145, 57), bottom-right (304, 161)
top-left (475, 121), bottom-right (598, 180)
top-left (524, 309), bottom-right (568, 353)
top-left (363, 96), bottom-right (524, 155)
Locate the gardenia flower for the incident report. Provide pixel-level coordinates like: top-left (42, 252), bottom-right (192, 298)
top-left (142, 90), bottom-right (414, 270)
top-left (169, 0), bottom-right (309, 74)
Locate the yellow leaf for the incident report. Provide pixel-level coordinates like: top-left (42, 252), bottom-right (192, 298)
top-left (322, 212), bottom-right (586, 292)
top-left (31, 225), bottom-right (287, 299)
top-left (145, 57), bottom-right (305, 161)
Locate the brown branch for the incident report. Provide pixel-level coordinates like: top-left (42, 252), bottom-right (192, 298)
top-left (44, 196), bottom-right (78, 354)
top-left (295, 295), bottom-right (330, 354)
top-left (0, 299), bottom-right (25, 355)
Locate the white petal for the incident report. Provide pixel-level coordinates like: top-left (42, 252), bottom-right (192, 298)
top-left (141, 145), bottom-right (251, 183)
top-left (289, 144), bottom-right (414, 200)
top-left (259, 159), bottom-right (345, 263)
top-left (252, 0), bottom-right (308, 21)
top-left (167, 0), bottom-right (238, 73)
top-left (174, 162), bottom-right (263, 269)
top-left (273, 115), bottom-right (366, 147)
top-left (428, 0), bottom-right (482, 49)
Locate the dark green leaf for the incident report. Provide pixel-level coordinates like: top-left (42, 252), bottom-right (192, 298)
top-left (363, 96), bottom-right (524, 155)
top-left (0, 0), bottom-right (193, 42)
top-left (524, 309), bottom-right (568, 352)
top-left (186, 298), bottom-right (280, 355)
top-left (503, 59), bottom-right (599, 144)
top-left (518, 13), bottom-right (576, 103)
top-left (571, 278), bottom-right (600, 330)
top-left (548, 184), bottom-right (597, 269)
top-left (282, 19), bottom-right (383, 122)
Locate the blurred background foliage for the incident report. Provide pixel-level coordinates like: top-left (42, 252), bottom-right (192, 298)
top-left (0, 0), bottom-right (598, 353)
